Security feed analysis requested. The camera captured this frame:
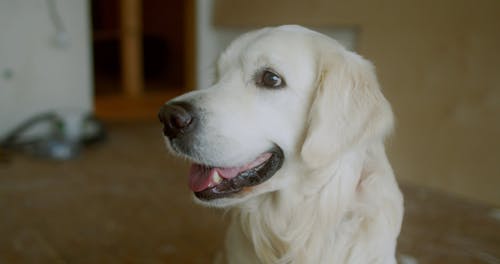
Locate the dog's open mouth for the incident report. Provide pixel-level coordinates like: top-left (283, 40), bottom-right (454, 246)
top-left (189, 146), bottom-right (284, 200)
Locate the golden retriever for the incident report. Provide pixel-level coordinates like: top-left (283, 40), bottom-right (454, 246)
top-left (159, 25), bottom-right (403, 264)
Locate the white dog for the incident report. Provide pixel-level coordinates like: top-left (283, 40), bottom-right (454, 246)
top-left (159, 25), bottom-right (403, 264)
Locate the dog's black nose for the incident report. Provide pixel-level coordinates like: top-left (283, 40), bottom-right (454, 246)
top-left (158, 102), bottom-right (195, 139)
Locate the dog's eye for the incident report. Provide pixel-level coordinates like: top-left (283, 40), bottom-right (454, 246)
top-left (256, 70), bottom-right (285, 89)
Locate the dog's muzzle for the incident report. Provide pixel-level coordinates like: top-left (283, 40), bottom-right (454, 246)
top-left (159, 101), bottom-right (285, 201)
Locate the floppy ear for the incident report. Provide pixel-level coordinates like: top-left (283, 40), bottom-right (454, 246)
top-left (301, 50), bottom-right (394, 168)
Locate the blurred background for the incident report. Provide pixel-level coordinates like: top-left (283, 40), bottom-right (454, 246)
top-left (0, 0), bottom-right (498, 263)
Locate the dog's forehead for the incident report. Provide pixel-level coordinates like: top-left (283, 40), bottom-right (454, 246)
top-left (219, 27), bottom-right (316, 71)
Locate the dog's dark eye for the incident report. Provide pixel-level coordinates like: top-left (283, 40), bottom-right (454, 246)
top-left (256, 69), bottom-right (285, 89)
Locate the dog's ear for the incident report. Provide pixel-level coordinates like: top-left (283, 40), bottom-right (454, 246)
top-left (301, 50), bottom-right (394, 168)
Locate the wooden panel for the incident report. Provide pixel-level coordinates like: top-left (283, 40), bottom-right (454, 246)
top-left (213, 0), bottom-right (376, 27)
top-left (120, 0), bottom-right (144, 97)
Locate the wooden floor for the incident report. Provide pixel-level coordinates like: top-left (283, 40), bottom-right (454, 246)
top-left (0, 122), bottom-right (499, 263)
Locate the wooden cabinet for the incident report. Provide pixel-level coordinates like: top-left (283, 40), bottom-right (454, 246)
top-left (92, 0), bottom-right (195, 120)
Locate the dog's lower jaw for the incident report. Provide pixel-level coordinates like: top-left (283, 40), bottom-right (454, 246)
top-left (193, 194), bottom-right (251, 208)
top-left (220, 145), bottom-right (403, 264)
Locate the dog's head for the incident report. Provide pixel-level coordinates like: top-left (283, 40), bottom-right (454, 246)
top-left (159, 25), bottom-right (393, 207)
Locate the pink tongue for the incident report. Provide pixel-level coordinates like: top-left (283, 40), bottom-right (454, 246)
top-left (188, 165), bottom-right (242, 192)
top-left (188, 153), bottom-right (272, 192)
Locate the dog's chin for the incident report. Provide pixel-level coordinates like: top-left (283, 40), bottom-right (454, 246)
top-left (179, 145), bottom-right (284, 206)
top-left (192, 192), bottom-right (255, 208)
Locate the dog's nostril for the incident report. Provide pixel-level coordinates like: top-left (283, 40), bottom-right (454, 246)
top-left (170, 113), bottom-right (192, 130)
top-left (159, 102), bottom-right (195, 139)
top-left (158, 111), bottom-right (165, 123)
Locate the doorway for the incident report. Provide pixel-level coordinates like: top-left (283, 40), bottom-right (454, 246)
top-left (91, 0), bottom-right (195, 120)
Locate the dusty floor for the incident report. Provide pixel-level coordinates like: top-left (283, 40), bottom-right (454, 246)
top-left (0, 122), bottom-right (499, 263)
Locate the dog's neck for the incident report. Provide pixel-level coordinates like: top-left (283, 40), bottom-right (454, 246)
top-left (227, 143), bottom-right (402, 264)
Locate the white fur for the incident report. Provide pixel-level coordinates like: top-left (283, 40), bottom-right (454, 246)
top-left (165, 25), bottom-right (403, 263)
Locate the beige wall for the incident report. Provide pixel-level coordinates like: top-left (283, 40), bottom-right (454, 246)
top-left (214, 0), bottom-right (500, 205)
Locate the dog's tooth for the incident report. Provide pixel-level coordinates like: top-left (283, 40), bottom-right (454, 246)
top-left (213, 171), bottom-right (222, 184)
